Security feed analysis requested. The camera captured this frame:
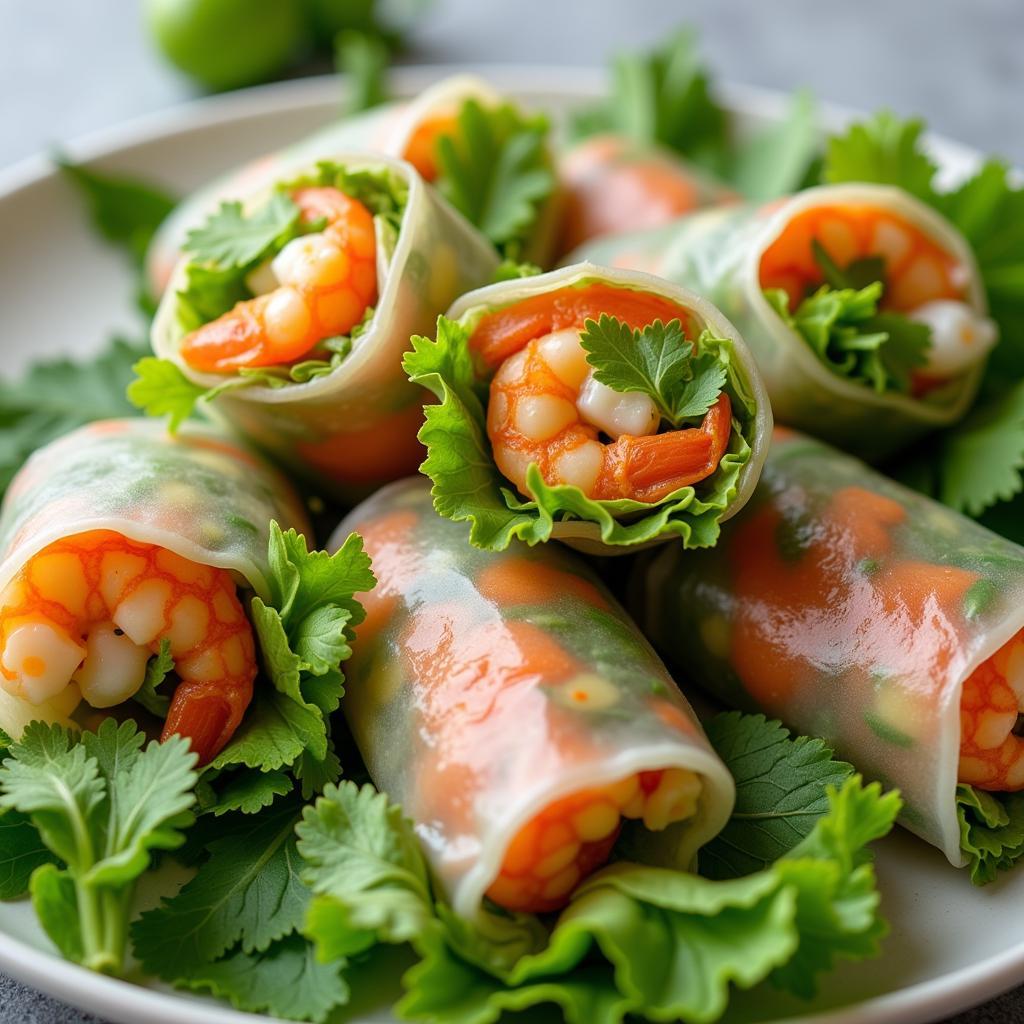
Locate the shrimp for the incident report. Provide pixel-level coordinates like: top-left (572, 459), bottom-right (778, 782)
top-left (959, 629), bottom-right (1024, 791)
top-left (180, 186), bottom-right (378, 374)
top-left (759, 204), bottom-right (967, 312)
top-left (0, 530), bottom-right (256, 765)
top-left (487, 327), bottom-right (732, 503)
top-left (487, 767), bottom-right (701, 913)
top-left (402, 112), bottom-right (459, 182)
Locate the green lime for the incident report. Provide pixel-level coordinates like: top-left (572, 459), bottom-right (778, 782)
top-left (145, 0), bottom-right (308, 91)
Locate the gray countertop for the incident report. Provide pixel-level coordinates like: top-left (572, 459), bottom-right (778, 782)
top-left (1, 0), bottom-right (1023, 1021)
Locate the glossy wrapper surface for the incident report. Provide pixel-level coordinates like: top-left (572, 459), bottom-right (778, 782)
top-left (331, 477), bottom-right (735, 918)
top-left (0, 419), bottom-right (309, 600)
top-left (639, 430), bottom-right (1024, 864)
top-left (572, 184), bottom-right (987, 461)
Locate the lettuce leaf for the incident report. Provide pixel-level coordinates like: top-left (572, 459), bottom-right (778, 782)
top-left (299, 775), bottom-right (899, 1024)
top-left (956, 785), bottom-right (1024, 885)
top-left (404, 310), bottom-right (759, 550)
top-left (764, 283), bottom-right (930, 395)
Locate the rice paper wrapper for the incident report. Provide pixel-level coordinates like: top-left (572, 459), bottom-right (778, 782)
top-left (444, 261), bottom-right (772, 554)
top-left (152, 154), bottom-right (500, 498)
top-left (572, 184), bottom-right (987, 461)
top-left (0, 419), bottom-right (309, 602)
top-left (332, 477), bottom-right (735, 919)
top-left (638, 429), bottom-right (1024, 865)
top-left (147, 75), bottom-right (557, 292)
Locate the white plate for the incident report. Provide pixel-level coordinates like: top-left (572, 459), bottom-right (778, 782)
top-left (0, 66), bottom-right (1021, 1024)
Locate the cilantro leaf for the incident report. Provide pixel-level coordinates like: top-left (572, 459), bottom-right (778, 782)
top-left (299, 781), bottom-right (434, 961)
top-left (57, 158), bottom-right (177, 269)
top-left (812, 239), bottom-right (887, 292)
top-left (822, 111), bottom-right (939, 204)
top-left (205, 769), bottom-right (293, 817)
top-left (0, 336), bottom-right (148, 498)
top-left (127, 357), bottom-right (206, 431)
top-left (435, 99), bottom-right (555, 255)
top-left (765, 283), bottom-right (930, 394)
top-left (184, 192), bottom-right (301, 271)
top-left (132, 639), bottom-right (174, 718)
top-left (132, 799), bottom-right (308, 974)
top-left (213, 524), bottom-right (373, 786)
top-left (0, 809), bottom-right (56, 901)
top-left (405, 313), bottom-right (757, 550)
top-left (579, 315), bottom-right (727, 426)
top-left (932, 380), bottom-right (1024, 515)
top-left (336, 30), bottom-right (390, 115)
top-left (0, 720), bottom-right (198, 974)
top-left (180, 933), bottom-right (348, 1023)
top-left (957, 785), bottom-right (1024, 884)
top-left (700, 713), bottom-right (855, 879)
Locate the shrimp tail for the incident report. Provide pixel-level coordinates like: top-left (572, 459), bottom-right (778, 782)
top-left (600, 393), bottom-right (732, 502)
top-left (161, 680), bottom-right (250, 766)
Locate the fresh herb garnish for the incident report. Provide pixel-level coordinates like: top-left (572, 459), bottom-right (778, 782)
top-left (335, 30), bottom-right (390, 115)
top-left (0, 720), bottom-right (198, 974)
top-left (579, 315), bottom-right (727, 426)
top-left (434, 99), bottom-right (555, 257)
top-left (957, 785), bottom-right (1024, 885)
top-left (183, 192), bottom-right (302, 271)
top-left (700, 712), bottom-right (856, 878)
top-left (0, 336), bottom-right (148, 498)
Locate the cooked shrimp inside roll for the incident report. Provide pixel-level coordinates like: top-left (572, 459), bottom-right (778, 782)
top-left (0, 530), bottom-right (256, 764)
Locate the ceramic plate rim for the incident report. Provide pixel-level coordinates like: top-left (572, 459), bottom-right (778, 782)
top-left (0, 65), bottom-right (1019, 1024)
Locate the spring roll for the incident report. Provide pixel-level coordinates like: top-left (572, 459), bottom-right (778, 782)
top-left (557, 134), bottom-right (736, 255)
top-left (150, 155), bottom-right (498, 496)
top-left (572, 184), bottom-right (994, 460)
top-left (638, 428), bottom-right (1024, 876)
top-left (147, 75), bottom-right (559, 294)
top-left (333, 476), bottom-right (735, 919)
top-left (406, 261), bottom-right (771, 553)
top-left (0, 419), bottom-right (309, 764)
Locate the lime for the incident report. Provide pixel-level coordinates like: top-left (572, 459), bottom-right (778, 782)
top-left (145, 0), bottom-right (308, 91)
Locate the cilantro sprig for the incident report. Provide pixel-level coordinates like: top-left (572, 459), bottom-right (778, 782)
top-left (579, 315), bottom-right (728, 426)
top-left (434, 99), bottom-right (555, 258)
top-left (572, 30), bottom-right (820, 201)
top-left (404, 305), bottom-right (758, 550)
top-left (0, 720), bottom-right (198, 974)
top-left (183, 192), bottom-right (302, 270)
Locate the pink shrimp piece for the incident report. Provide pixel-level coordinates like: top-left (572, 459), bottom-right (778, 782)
top-left (487, 327), bottom-right (732, 504)
top-left (180, 187), bottom-right (378, 374)
top-left (959, 629), bottom-right (1024, 791)
top-left (0, 530), bottom-right (256, 765)
top-left (488, 768), bottom-right (701, 913)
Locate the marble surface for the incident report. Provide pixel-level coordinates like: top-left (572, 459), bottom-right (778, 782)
top-left (1, 0), bottom-right (1023, 1021)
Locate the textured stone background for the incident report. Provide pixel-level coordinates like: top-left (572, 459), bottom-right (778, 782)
top-left (1, 0), bottom-right (1022, 1021)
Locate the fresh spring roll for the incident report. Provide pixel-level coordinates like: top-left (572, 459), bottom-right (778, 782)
top-left (572, 184), bottom-right (995, 461)
top-left (0, 419), bottom-right (310, 764)
top-left (150, 155), bottom-right (499, 496)
top-left (147, 75), bottom-right (559, 293)
top-left (333, 476), bottom-right (735, 919)
top-left (638, 428), bottom-right (1024, 878)
top-left (406, 262), bottom-right (771, 553)
top-left (557, 134), bottom-right (736, 256)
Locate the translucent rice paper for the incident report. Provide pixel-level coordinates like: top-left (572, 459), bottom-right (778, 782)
top-left (332, 477), bottom-right (735, 919)
top-left (446, 261), bottom-right (773, 554)
top-left (0, 419), bottom-right (310, 602)
top-left (556, 133), bottom-right (737, 256)
top-left (638, 429), bottom-right (1024, 865)
top-left (571, 184), bottom-right (988, 461)
top-left (151, 154), bottom-right (499, 497)
top-left (146, 75), bottom-right (555, 293)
